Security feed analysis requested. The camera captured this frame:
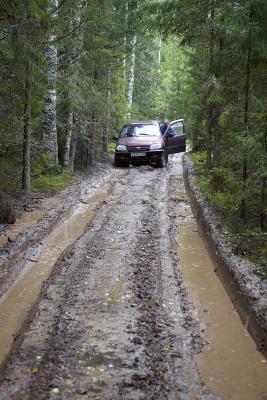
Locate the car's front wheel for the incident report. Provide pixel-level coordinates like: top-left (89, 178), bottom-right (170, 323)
top-left (114, 157), bottom-right (129, 168)
top-left (156, 152), bottom-right (165, 168)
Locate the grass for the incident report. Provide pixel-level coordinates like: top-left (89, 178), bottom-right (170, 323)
top-left (31, 170), bottom-right (72, 192)
top-left (0, 154), bottom-right (72, 193)
top-left (108, 141), bottom-right (116, 156)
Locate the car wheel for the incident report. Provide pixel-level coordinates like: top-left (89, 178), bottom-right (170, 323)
top-left (164, 152), bottom-right (169, 165)
top-left (156, 153), bottom-right (165, 168)
top-left (114, 158), bottom-right (129, 168)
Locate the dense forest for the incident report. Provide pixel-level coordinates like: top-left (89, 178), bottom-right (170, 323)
top-left (0, 0), bottom-right (266, 273)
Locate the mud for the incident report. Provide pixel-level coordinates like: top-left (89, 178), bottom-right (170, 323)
top-left (0, 164), bottom-right (114, 299)
top-left (175, 184), bottom-right (267, 399)
top-left (183, 154), bottom-right (267, 354)
top-left (0, 157), bottom-right (218, 400)
top-left (0, 174), bottom-right (124, 367)
top-left (0, 155), bottom-right (266, 399)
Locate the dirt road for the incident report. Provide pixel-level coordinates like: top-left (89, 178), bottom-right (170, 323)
top-left (0, 155), bottom-right (266, 399)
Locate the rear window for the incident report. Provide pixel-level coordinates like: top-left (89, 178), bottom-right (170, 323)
top-left (120, 124), bottom-right (160, 137)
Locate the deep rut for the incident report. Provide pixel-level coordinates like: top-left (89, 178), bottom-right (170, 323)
top-left (0, 160), bottom-right (216, 399)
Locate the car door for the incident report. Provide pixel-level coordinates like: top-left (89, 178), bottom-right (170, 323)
top-left (164, 119), bottom-right (186, 154)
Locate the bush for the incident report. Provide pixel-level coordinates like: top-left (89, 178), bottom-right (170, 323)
top-left (0, 196), bottom-right (16, 224)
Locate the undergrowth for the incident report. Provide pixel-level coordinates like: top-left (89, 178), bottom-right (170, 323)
top-left (108, 141), bottom-right (116, 156)
top-left (190, 152), bottom-right (267, 279)
top-left (0, 153), bottom-right (72, 193)
top-left (31, 154), bottom-right (72, 192)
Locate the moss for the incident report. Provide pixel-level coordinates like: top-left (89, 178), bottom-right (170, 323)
top-left (31, 171), bottom-right (72, 192)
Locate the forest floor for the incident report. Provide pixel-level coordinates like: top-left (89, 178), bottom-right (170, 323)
top-left (0, 155), bottom-right (266, 399)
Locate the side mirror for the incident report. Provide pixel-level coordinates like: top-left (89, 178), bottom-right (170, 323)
top-left (167, 131), bottom-right (175, 138)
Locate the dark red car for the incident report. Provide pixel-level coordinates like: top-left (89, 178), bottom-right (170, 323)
top-left (114, 119), bottom-right (186, 167)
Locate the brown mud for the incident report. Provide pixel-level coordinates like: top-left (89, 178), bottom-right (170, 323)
top-left (175, 173), bottom-right (267, 400)
top-left (0, 155), bottom-right (266, 399)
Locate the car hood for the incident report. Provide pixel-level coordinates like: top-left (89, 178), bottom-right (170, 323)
top-left (118, 136), bottom-right (162, 147)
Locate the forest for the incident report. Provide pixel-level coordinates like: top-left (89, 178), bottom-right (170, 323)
top-left (0, 0), bottom-right (266, 275)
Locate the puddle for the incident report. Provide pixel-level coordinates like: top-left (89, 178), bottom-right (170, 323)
top-left (0, 210), bottom-right (43, 245)
top-left (85, 352), bottom-right (123, 369)
top-left (0, 177), bottom-right (119, 366)
top-left (172, 190), bottom-right (188, 202)
top-left (177, 217), bottom-right (267, 399)
top-left (0, 236), bottom-right (8, 246)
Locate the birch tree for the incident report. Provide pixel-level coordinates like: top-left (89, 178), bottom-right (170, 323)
top-left (42, 0), bottom-right (59, 166)
top-left (126, 33), bottom-right (137, 119)
top-left (61, 0), bottom-right (85, 169)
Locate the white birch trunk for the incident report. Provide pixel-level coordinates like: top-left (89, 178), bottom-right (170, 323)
top-left (123, 1), bottom-right (129, 92)
top-left (42, 0), bottom-right (58, 165)
top-left (63, 110), bottom-right (73, 168)
top-left (62, 0), bottom-right (84, 169)
top-left (69, 138), bottom-right (77, 172)
top-left (126, 33), bottom-right (137, 120)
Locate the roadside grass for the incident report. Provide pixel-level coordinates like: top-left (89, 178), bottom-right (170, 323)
top-left (190, 151), bottom-right (267, 279)
top-left (0, 154), bottom-right (73, 193)
top-left (31, 171), bottom-right (72, 192)
top-left (31, 154), bottom-right (73, 192)
top-left (108, 141), bottom-right (116, 156)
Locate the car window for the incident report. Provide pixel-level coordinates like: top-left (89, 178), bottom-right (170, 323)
top-left (168, 122), bottom-right (184, 136)
top-left (120, 124), bottom-right (160, 137)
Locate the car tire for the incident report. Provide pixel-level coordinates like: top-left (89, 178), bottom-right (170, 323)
top-left (114, 158), bottom-right (129, 168)
top-left (156, 153), bottom-right (165, 168)
top-left (164, 152), bottom-right (169, 165)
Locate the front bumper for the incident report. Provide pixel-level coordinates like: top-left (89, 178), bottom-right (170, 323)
top-left (115, 149), bottom-right (163, 163)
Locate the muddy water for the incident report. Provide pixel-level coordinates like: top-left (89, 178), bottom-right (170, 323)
top-left (0, 210), bottom-right (43, 246)
top-left (176, 202), bottom-right (267, 399)
top-left (0, 179), bottom-right (117, 367)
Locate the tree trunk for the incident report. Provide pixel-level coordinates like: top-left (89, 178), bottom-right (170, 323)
top-left (22, 76), bottom-right (31, 192)
top-left (69, 138), bottom-right (77, 172)
top-left (207, 105), bottom-right (213, 169)
top-left (123, 1), bottom-right (129, 93)
top-left (102, 124), bottom-right (109, 160)
top-left (261, 127), bottom-right (267, 230)
top-left (126, 33), bottom-right (137, 119)
top-left (42, 0), bottom-right (59, 166)
top-left (63, 110), bottom-right (73, 168)
top-left (240, 8), bottom-right (252, 220)
top-left (61, 0), bottom-right (84, 169)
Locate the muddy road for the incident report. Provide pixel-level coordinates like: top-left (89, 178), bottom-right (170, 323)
top-left (0, 155), bottom-right (266, 399)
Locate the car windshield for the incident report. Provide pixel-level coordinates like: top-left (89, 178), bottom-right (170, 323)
top-left (120, 124), bottom-right (160, 137)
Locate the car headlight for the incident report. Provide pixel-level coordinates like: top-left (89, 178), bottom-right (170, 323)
top-left (116, 145), bottom-right (127, 151)
top-left (150, 143), bottom-right (162, 150)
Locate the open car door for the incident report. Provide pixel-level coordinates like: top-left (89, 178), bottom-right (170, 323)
top-left (164, 119), bottom-right (186, 154)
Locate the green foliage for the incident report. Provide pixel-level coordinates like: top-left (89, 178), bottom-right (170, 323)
top-left (31, 171), bottom-right (72, 193)
top-left (31, 154), bottom-right (63, 176)
top-left (31, 153), bottom-right (71, 192)
top-left (108, 141), bottom-right (116, 156)
top-left (0, 158), bottom-right (21, 191)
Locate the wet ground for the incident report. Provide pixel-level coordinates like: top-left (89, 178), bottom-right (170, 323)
top-left (0, 155), bottom-right (266, 399)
